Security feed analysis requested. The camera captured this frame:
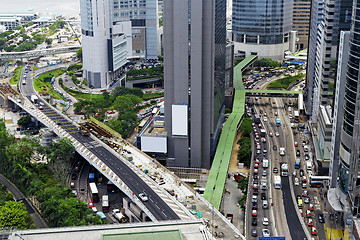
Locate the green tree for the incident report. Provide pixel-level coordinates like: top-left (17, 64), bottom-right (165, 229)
top-left (17, 116), bottom-right (32, 127)
top-left (0, 201), bottom-right (34, 229)
top-left (77, 47), bottom-right (82, 60)
top-left (239, 117), bottom-right (252, 138)
top-left (45, 38), bottom-right (52, 45)
top-left (237, 177), bottom-right (249, 193)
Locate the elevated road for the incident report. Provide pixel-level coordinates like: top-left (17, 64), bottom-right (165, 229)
top-left (11, 68), bottom-right (191, 222)
top-left (0, 46), bottom-right (80, 61)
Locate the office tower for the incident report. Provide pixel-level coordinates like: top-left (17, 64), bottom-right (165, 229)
top-left (307, 0), bottom-right (352, 122)
top-left (80, 0), bottom-right (132, 88)
top-left (336, 0), bottom-right (360, 211)
top-left (113, 0), bottom-right (159, 60)
top-left (232, 0), bottom-right (293, 61)
top-left (329, 31), bottom-right (350, 188)
top-left (292, 0), bottom-right (311, 50)
top-left (164, 0), bottom-right (226, 169)
top-left (81, 0), bottom-right (158, 88)
top-left (305, 0), bottom-right (325, 115)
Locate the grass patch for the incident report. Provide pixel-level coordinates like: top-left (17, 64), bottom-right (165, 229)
top-left (65, 88), bottom-right (103, 101)
top-left (10, 66), bottom-right (23, 85)
top-left (34, 69), bottom-right (66, 101)
top-left (38, 69), bottom-right (65, 81)
top-left (142, 92), bottom-right (164, 100)
top-left (266, 73), bottom-right (305, 89)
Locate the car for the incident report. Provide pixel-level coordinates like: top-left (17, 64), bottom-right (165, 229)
top-left (71, 173), bottom-right (77, 180)
top-left (253, 174), bottom-right (259, 180)
top-left (311, 227), bottom-right (317, 236)
top-left (262, 229), bottom-right (270, 237)
top-left (263, 217), bottom-right (269, 226)
top-left (264, 112), bottom-right (267, 116)
top-left (293, 169), bottom-right (297, 177)
top-left (252, 123), bottom-right (255, 126)
top-left (299, 209), bottom-right (303, 217)
top-left (302, 176), bottom-right (307, 182)
top-left (255, 135), bottom-right (259, 139)
top-left (256, 149), bottom-right (261, 154)
top-left (253, 184), bottom-right (259, 190)
top-left (273, 167), bottom-right (278, 173)
top-left (255, 158), bottom-right (260, 164)
top-left (253, 188), bottom-right (259, 195)
top-left (252, 217), bottom-right (257, 226)
top-left (269, 132), bottom-right (273, 137)
top-left (304, 197), bottom-right (310, 204)
top-left (262, 170), bottom-right (267, 176)
top-left (289, 114), bottom-right (293, 119)
top-left (296, 150), bottom-right (300, 156)
top-left (273, 145), bottom-right (277, 150)
top-left (302, 141), bottom-right (306, 147)
top-left (258, 124), bottom-right (262, 128)
top-left (263, 149), bottom-right (267, 153)
top-left (262, 200), bottom-right (268, 209)
top-left (309, 204), bottom-right (314, 211)
top-left (275, 132), bottom-right (280, 137)
top-left (262, 138), bottom-right (267, 143)
top-left (139, 192), bottom-right (149, 201)
top-left (253, 179), bottom-right (259, 185)
top-left (263, 117), bottom-right (267, 122)
top-left (294, 141), bottom-right (298, 147)
top-left (306, 210), bottom-right (312, 218)
top-left (274, 112), bottom-right (278, 116)
top-left (70, 182), bottom-right (75, 188)
top-left (261, 192), bottom-right (266, 200)
top-left (302, 182), bottom-right (307, 188)
top-left (252, 195), bottom-right (258, 203)
top-left (74, 166), bottom-right (80, 172)
top-left (92, 207), bottom-right (98, 213)
top-left (300, 169), bottom-right (304, 177)
top-left (318, 214), bottom-right (325, 223)
top-left (259, 110), bottom-right (263, 114)
top-left (252, 203), bottom-right (258, 210)
top-left (305, 154), bottom-right (310, 160)
top-left (308, 218), bottom-right (313, 227)
top-left (252, 210), bottom-right (257, 216)
top-left (254, 169), bottom-right (259, 175)
top-left (302, 190), bottom-right (308, 197)
top-left (88, 202), bottom-right (94, 208)
top-left (254, 163), bottom-right (259, 169)
top-left (251, 229), bottom-right (257, 237)
top-left (71, 189), bottom-right (77, 197)
top-left (294, 178), bottom-right (300, 186)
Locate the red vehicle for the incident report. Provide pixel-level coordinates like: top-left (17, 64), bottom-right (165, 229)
top-left (306, 210), bottom-right (311, 218)
top-left (308, 219), bottom-right (313, 227)
top-left (311, 227), bottom-right (317, 235)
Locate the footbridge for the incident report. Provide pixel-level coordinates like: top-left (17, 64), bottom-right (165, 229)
top-left (0, 46), bottom-right (81, 61)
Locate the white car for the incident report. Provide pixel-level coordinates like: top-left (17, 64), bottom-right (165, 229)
top-left (262, 229), bottom-right (270, 237)
top-left (263, 217), bottom-right (269, 226)
top-left (263, 116), bottom-right (268, 122)
top-left (275, 132), bottom-right (280, 137)
top-left (294, 177), bottom-right (300, 186)
top-left (139, 192), bottom-right (149, 201)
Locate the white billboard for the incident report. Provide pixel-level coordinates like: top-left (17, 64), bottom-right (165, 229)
top-left (141, 136), bottom-right (167, 153)
top-left (172, 105), bottom-right (188, 136)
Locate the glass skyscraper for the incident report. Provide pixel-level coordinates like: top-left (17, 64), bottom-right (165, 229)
top-left (232, 0), bottom-right (293, 60)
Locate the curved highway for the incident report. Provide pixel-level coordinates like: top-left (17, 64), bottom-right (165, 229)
top-left (19, 66), bottom-right (180, 221)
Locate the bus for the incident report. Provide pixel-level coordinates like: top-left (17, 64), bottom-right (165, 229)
top-left (310, 180), bottom-right (323, 188)
top-left (102, 195), bottom-right (109, 212)
top-left (294, 111), bottom-right (300, 123)
top-left (89, 182), bottom-right (99, 203)
top-left (276, 118), bottom-right (281, 127)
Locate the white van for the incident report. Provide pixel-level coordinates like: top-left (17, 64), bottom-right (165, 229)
top-left (304, 145), bottom-right (309, 152)
top-left (279, 147), bottom-right (285, 156)
top-left (306, 161), bottom-right (312, 171)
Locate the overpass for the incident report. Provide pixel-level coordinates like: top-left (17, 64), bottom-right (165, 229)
top-left (204, 55), bottom-right (304, 210)
top-left (0, 46), bottom-right (81, 61)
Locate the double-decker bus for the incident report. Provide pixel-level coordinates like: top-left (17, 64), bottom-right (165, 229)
top-left (102, 195), bottom-right (109, 212)
top-left (89, 182), bottom-right (99, 202)
top-left (294, 111), bottom-right (300, 123)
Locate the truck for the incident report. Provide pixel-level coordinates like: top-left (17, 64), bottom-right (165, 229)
top-left (281, 163), bottom-right (289, 177)
top-left (279, 147), bottom-right (285, 156)
top-left (274, 176), bottom-right (281, 189)
top-left (262, 159), bottom-right (269, 168)
top-left (112, 209), bottom-right (126, 222)
top-left (31, 95), bottom-right (38, 104)
top-left (260, 129), bottom-right (266, 137)
top-left (306, 161), bottom-right (312, 171)
top-left (295, 158), bottom-right (301, 169)
top-left (254, 114), bottom-right (261, 124)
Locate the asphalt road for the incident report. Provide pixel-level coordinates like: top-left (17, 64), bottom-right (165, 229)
top-left (19, 65), bottom-right (180, 221)
top-left (0, 174), bottom-right (47, 228)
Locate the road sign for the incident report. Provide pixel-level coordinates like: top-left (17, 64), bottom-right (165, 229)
top-left (259, 238), bottom-right (285, 240)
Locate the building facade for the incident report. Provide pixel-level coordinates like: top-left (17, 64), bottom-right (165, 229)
top-left (292, 0), bottom-right (311, 50)
top-left (164, 0), bottom-right (226, 169)
top-left (337, 0), bottom-right (360, 214)
top-left (232, 0), bottom-right (293, 61)
top-left (305, 0), bottom-right (325, 115)
top-left (307, 0), bottom-right (352, 122)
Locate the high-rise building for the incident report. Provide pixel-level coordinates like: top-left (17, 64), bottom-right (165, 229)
top-left (164, 0), bottom-right (226, 169)
top-left (305, 0), bottom-right (325, 115)
top-left (80, 0), bottom-right (132, 88)
top-left (306, 0), bottom-right (352, 122)
top-left (292, 0), bottom-right (312, 50)
top-left (81, 0), bottom-right (158, 88)
top-left (232, 0), bottom-right (293, 61)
